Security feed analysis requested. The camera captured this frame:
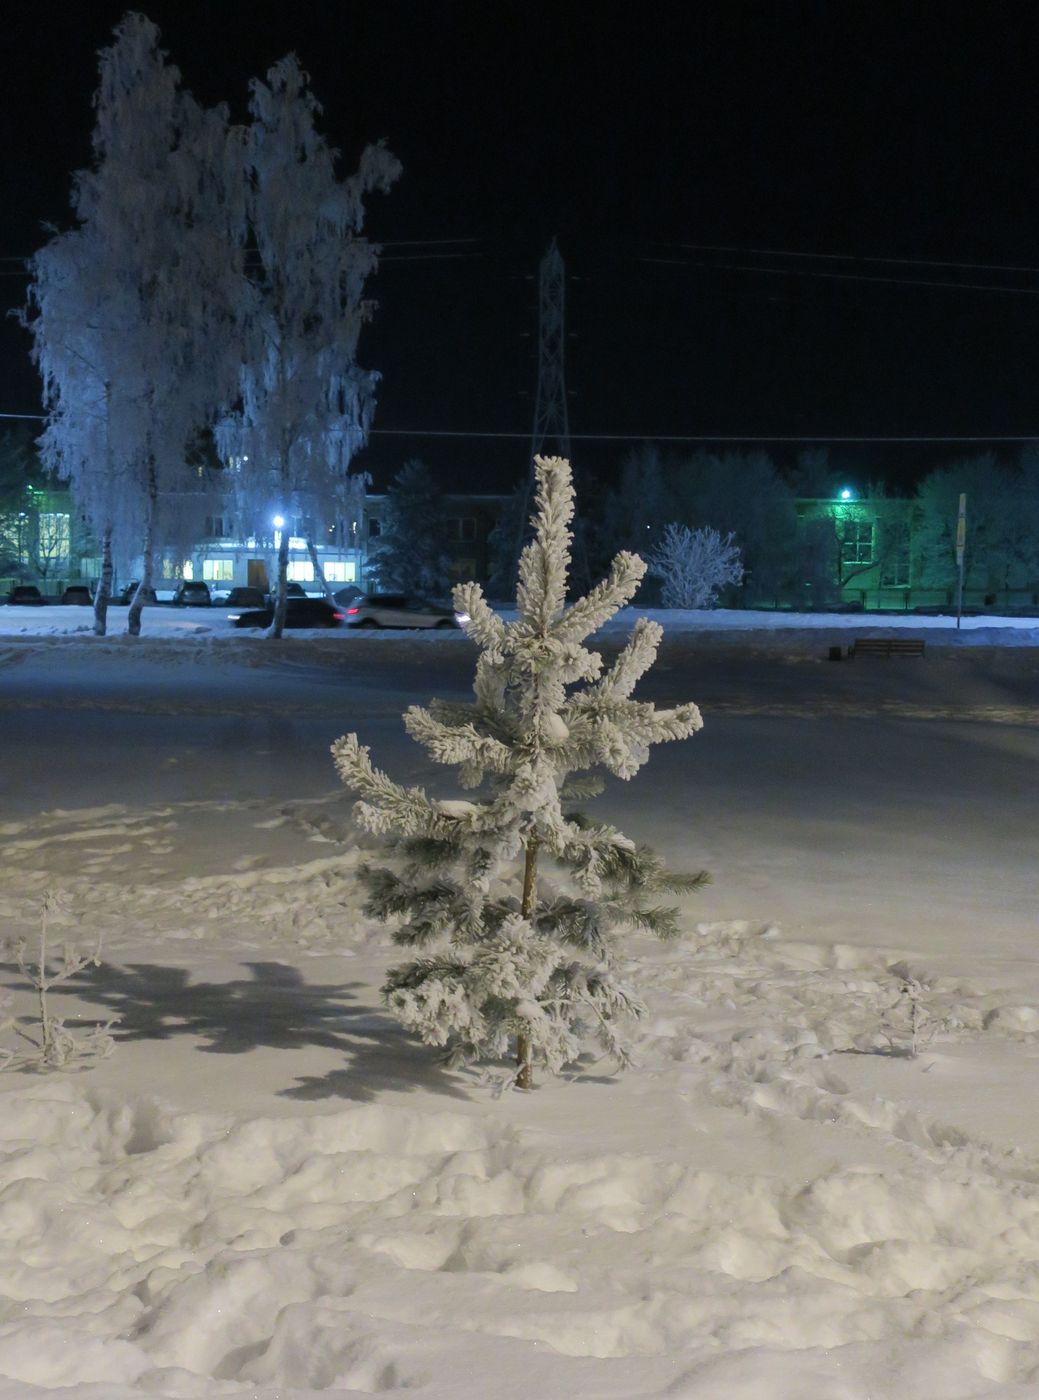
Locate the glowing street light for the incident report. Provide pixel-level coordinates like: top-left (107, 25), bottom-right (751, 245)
top-left (272, 514), bottom-right (285, 528)
top-left (839, 488), bottom-right (853, 501)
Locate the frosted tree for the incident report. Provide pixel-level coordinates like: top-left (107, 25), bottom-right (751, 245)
top-left (25, 15), bottom-right (247, 635)
top-left (366, 460), bottom-right (450, 594)
top-left (333, 456), bottom-right (707, 1089)
top-left (647, 523), bottom-right (743, 608)
top-left (217, 56), bottom-right (400, 637)
top-left (0, 426), bottom-right (43, 578)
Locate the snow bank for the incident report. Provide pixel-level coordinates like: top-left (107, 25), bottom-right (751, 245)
top-left (2, 601), bottom-right (1037, 646)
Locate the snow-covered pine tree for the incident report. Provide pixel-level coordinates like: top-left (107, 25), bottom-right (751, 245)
top-left (332, 455), bottom-right (707, 1089)
top-left (366, 459), bottom-right (449, 595)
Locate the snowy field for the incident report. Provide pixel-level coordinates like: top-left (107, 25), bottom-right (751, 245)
top-left (0, 607), bottom-right (1037, 1398)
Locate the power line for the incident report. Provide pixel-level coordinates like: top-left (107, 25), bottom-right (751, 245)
top-left (369, 429), bottom-right (1039, 444)
top-left (643, 257), bottom-right (1039, 299)
top-left (671, 241), bottom-right (1039, 278)
top-left (5, 412), bottom-right (1039, 442)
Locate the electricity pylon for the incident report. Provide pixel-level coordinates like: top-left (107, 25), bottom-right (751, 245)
top-left (531, 238), bottom-right (571, 462)
top-left (511, 239), bottom-right (571, 577)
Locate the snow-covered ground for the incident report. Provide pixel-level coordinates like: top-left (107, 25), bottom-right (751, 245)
top-left (0, 609), bottom-right (1037, 1398)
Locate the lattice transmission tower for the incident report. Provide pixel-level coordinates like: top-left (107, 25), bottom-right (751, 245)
top-left (511, 239), bottom-right (571, 577)
top-left (530, 237), bottom-right (571, 462)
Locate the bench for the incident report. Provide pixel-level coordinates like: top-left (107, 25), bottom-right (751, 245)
top-left (849, 637), bottom-right (926, 659)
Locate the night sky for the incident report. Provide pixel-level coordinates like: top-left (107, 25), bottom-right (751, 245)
top-left (4, 1), bottom-right (1039, 491)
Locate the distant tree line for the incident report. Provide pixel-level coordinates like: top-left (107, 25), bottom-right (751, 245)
top-left (478, 445), bottom-right (1039, 609)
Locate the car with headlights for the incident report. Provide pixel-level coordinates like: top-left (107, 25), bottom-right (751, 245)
top-left (229, 597), bottom-right (345, 629)
top-left (344, 593), bottom-right (463, 629)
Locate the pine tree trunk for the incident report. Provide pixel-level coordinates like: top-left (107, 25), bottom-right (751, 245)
top-left (515, 835), bottom-right (539, 1091)
top-left (93, 525), bottom-right (113, 637)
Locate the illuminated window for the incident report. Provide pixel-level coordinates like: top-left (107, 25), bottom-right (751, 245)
top-left (287, 561), bottom-right (315, 582)
top-left (840, 520), bottom-right (873, 565)
top-left (323, 561), bottom-right (357, 583)
top-left (202, 559), bottom-right (234, 581)
top-left (881, 523), bottom-right (910, 587)
top-left (182, 560), bottom-right (194, 580)
top-left (38, 513), bottom-right (71, 564)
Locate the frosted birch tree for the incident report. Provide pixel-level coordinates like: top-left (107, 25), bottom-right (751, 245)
top-left (217, 56), bottom-right (399, 637)
top-left (333, 456), bottom-right (707, 1089)
top-left (25, 15), bottom-right (247, 635)
top-left (648, 524), bottom-right (743, 608)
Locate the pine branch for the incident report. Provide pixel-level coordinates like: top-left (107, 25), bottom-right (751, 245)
top-left (593, 617), bottom-right (664, 700)
top-left (404, 706), bottom-right (513, 774)
top-left (453, 580), bottom-right (505, 653)
top-left (553, 551), bottom-right (647, 645)
top-left (558, 775), bottom-right (606, 801)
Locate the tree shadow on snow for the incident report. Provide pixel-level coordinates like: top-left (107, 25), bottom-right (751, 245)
top-left (0, 959), bottom-right (469, 1102)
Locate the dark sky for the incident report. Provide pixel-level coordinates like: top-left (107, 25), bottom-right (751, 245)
top-left (5, 1), bottom-right (1039, 491)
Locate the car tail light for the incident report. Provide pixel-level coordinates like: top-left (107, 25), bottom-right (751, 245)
top-left (346, 606), bottom-right (360, 614)
top-left (333, 611), bottom-right (345, 620)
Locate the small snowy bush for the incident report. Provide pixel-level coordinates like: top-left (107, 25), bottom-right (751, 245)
top-left (333, 455), bottom-right (707, 1087)
top-left (647, 523), bottom-right (743, 608)
top-left (1, 893), bottom-right (116, 1072)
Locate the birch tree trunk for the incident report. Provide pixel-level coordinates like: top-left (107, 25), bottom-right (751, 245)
top-left (307, 538), bottom-right (335, 601)
top-left (93, 524), bottom-right (113, 637)
top-left (127, 462), bottom-right (157, 637)
top-left (268, 529), bottom-right (290, 638)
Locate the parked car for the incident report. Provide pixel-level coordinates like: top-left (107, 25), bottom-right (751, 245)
top-left (114, 581), bottom-right (157, 605)
top-left (264, 581), bottom-right (308, 602)
top-left (229, 597), bottom-right (345, 629)
top-left (6, 585), bottom-right (44, 605)
top-left (171, 580), bottom-right (212, 607)
top-left (222, 586), bottom-right (266, 609)
top-left (343, 593), bottom-right (463, 629)
top-left (60, 585), bottom-right (92, 605)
